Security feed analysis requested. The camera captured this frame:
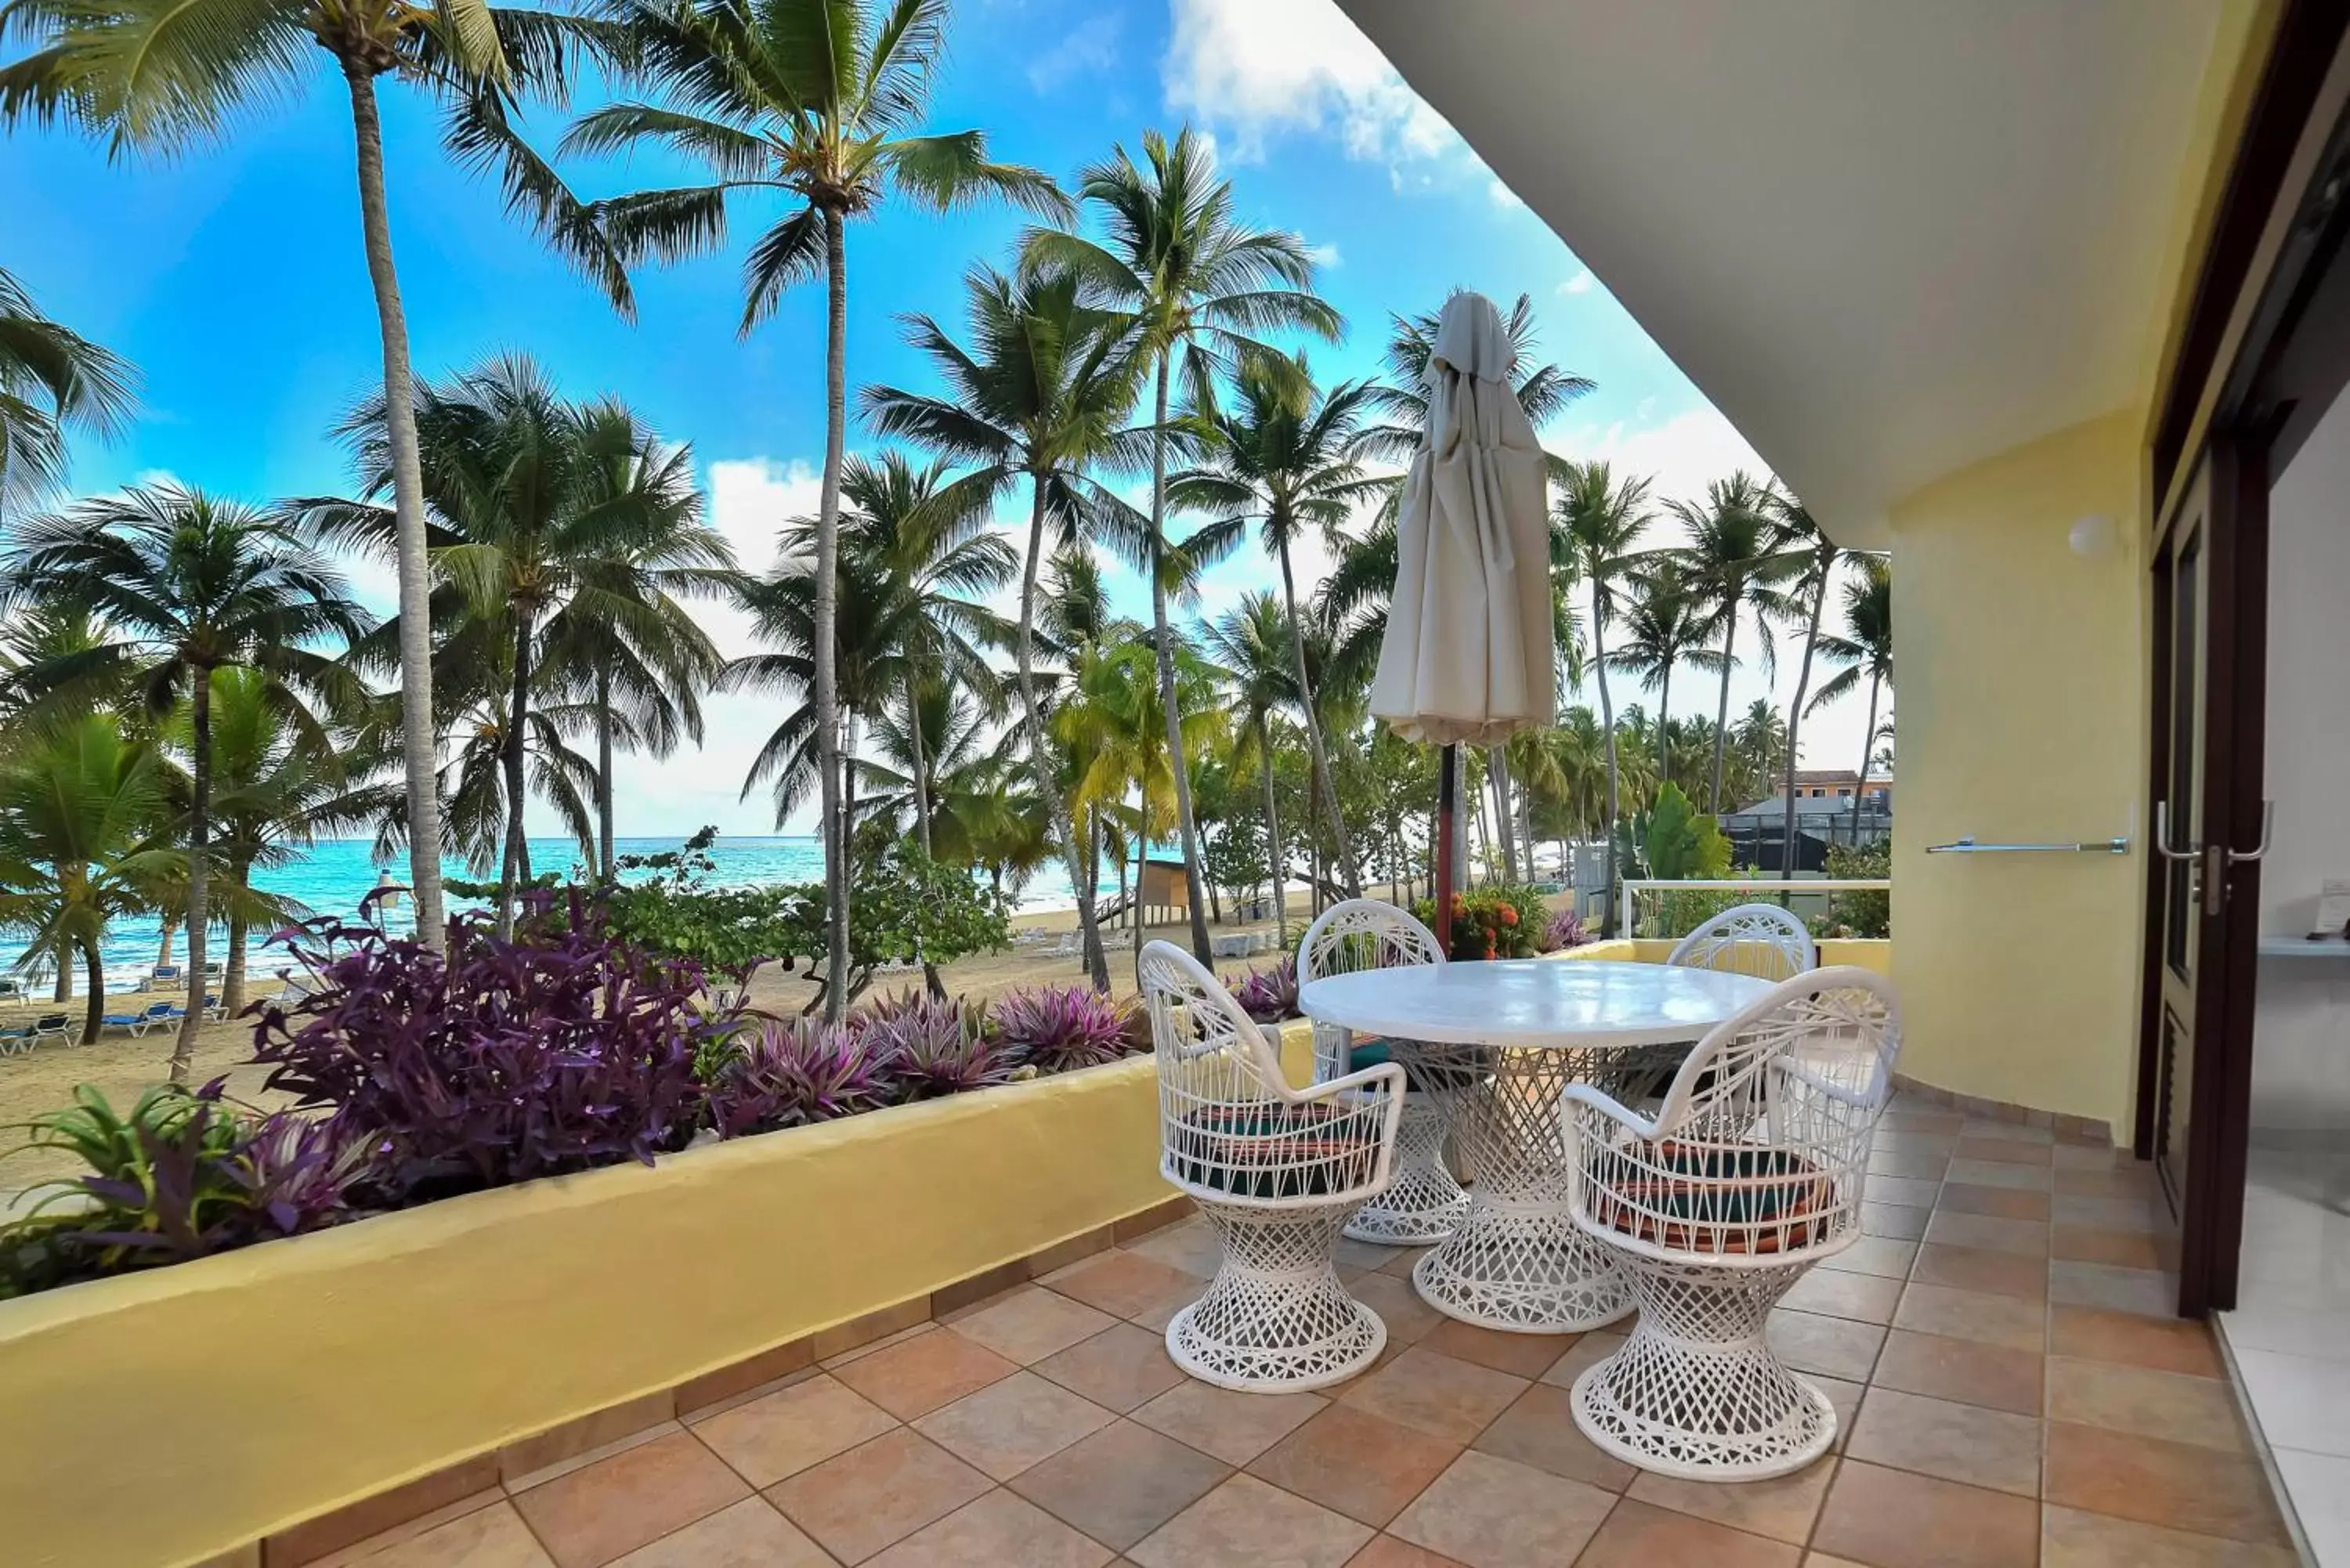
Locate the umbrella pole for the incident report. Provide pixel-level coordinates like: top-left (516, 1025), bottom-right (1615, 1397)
top-left (1435, 743), bottom-right (1459, 916)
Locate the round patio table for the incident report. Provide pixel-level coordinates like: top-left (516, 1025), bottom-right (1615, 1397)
top-left (1298, 958), bottom-right (1774, 1334)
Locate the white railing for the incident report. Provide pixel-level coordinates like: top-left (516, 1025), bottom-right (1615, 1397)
top-left (1618, 877), bottom-right (1893, 941)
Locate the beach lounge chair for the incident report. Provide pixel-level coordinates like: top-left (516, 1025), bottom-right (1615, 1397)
top-left (201, 993), bottom-right (226, 1022)
top-left (146, 963), bottom-right (185, 991)
top-left (0, 977), bottom-right (24, 1003)
top-left (103, 1001), bottom-right (179, 1036)
top-left (29, 1013), bottom-right (70, 1046)
top-left (0, 1024), bottom-right (33, 1056)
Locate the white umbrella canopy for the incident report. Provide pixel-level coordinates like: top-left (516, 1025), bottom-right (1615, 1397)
top-left (1370, 291), bottom-right (1555, 746)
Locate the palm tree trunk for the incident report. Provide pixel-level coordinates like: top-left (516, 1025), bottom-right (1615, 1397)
top-left (1259, 741), bottom-right (1286, 946)
top-left (168, 667), bottom-right (212, 1078)
top-left (156, 916), bottom-right (177, 970)
top-left (52, 945), bottom-right (69, 1005)
top-left (1708, 608), bottom-right (1739, 812)
top-left (904, 682), bottom-right (946, 998)
top-left (596, 665), bottom-right (616, 883)
top-left (812, 206), bottom-right (851, 1023)
top-left (223, 893), bottom-right (249, 1022)
top-left (496, 609), bottom-right (533, 942)
top-left (344, 61), bottom-right (444, 950)
top-left (1014, 475), bottom-right (1110, 990)
top-left (80, 939), bottom-right (102, 1046)
top-left (1851, 670), bottom-right (1883, 844)
top-left (1657, 669), bottom-right (1674, 793)
top-left (1145, 356), bottom-right (1217, 967)
top-left (1590, 587), bottom-right (1622, 929)
top-left (1491, 748), bottom-right (1520, 882)
top-left (906, 685), bottom-right (935, 854)
top-left (1782, 546), bottom-right (1832, 879)
top-left (1275, 534), bottom-right (1360, 897)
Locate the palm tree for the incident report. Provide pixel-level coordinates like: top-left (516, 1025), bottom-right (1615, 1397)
top-left (723, 452), bottom-right (1010, 882)
top-left (200, 668), bottom-right (388, 1016)
top-left (0, 266), bottom-right (135, 520)
top-left (1022, 125), bottom-right (1339, 966)
top-left (1807, 554), bottom-right (1893, 840)
top-left (1671, 471), bottom-right (1806, 812)
top-left (4, 484), bottom-right (364, 1074)
top-left (1, 0), bottom-right (631, 952)
top-left (1553, 461), bottom-right (1650, 923)
top-left (1056, 633), bottom-right (1224, 979)
top-left (1773, 493), bottom-right (1838, 876)
top-left (434, 680), bottom-right (601, 877)
top-left (306, 357), bottom-right (727, 936)
top-left (1363, 291), bottom-right (1594, 457)
top-left (0, 714), bottom-right (172, 1042)
top-left (864, 266), bottom-right (1146, 991)
top-left (1200, 591), bottom-right (1299, 943)
top-left (1606, 562), bottom-right (1723, 800)
top-left (1171, 352), bottom-right (1382, 898)
top-left (566, 0), bottom-right (1065, 1018)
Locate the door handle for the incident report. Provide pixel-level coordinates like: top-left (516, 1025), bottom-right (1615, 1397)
top-left (2153, 800), bottom-right (2199, 863)
top-left (2226, 800), bottom-right (2275, 865)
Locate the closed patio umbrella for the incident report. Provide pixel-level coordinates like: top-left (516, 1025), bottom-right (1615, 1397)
top-left (1370, 291), bottom-right (1554, 912)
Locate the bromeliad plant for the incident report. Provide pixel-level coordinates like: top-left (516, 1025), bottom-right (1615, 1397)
top-left (0, 1080), bottom-right (363, 1299)
top-left (862, 992), bottom-right (1020, 1100)
top-left (1536, 908), bottom-right (1594, 953)
top-left (250, 914), bottom-right (721, 1203)
top-left (1231, 955), bottom-right (1300, 1024)
top-left (703, 1015), bottom-right (898, 1137)
top-left (990, 984), bottom-right (1138, 1075)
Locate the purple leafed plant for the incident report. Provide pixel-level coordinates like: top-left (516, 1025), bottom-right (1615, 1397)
top-left (989, 984), bottom-right (1137, 1075)
top-left (1231, 955), bottom-right (1300, 1024)
top-left (859, 991), bottom-right (1018, 1100)
top-left (705, 1015), bottom-right (897, 1138)
top-left (1538, 908), bottom-right (1594, 953)
top-left (250, 916), bottom-right (719, 1203)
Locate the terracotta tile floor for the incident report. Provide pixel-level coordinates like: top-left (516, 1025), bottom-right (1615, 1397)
top-left (317, 1100), bottom-right (2298, 1567)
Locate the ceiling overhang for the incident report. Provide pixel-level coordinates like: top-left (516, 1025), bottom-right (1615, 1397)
top-left (1340, 1), bottom-right (2235, 547)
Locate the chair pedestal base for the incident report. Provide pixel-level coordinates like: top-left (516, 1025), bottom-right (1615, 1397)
top-left (1344, 1095), bottom-right (1470, 1246)
top-left (1569, 1252), bottom-right (1835, 1481)
top-left (1167, 1198), bottom-right (1388, 1392)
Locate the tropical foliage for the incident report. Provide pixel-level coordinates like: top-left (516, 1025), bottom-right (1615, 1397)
top-left (0, 0), bottom-right (1904, 1299)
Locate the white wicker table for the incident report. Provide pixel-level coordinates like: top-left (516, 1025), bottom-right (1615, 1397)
top-left (1297, 959), bottom-right (1774, 1333)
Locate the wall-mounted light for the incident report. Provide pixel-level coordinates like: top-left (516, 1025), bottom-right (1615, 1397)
top-left (2068, 514), bottom-right (2118, 558)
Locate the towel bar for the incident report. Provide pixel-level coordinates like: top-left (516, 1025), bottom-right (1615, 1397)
top-left (1925, 836), bottom-right (2130, 854)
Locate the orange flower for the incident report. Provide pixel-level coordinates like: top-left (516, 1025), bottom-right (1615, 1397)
top-left (1499, 905), bottom-right (1520, 927)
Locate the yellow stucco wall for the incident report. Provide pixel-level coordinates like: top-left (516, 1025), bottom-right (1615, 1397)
top-left (0, 1024), bottom-right (1314, 1568)
top-left (1867, 0), bottom-right (2280, 1131)
top-left (1886, 415), bottom-right (2148, 1127)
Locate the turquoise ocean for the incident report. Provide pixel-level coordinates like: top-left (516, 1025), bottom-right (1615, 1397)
top-left (13, 836), bottom-right (1114, 996)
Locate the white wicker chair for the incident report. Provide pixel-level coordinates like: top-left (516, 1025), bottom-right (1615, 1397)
top-left (1563, 966), bottom-right (1900, 1479)
top-left (1299, 898), bottom-right (1471, 1245)
top-left (1666, 902), bottom-right (1818, 981)
top-left (1142, 939), bottom-right (1407, 1392)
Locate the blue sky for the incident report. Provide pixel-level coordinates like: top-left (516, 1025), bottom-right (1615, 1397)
top-left (0, 0), bottom-right (1871, 837)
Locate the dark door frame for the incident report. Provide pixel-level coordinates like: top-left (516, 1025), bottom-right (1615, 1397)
top-left (2136, 0), bottom-right (2350, 1316)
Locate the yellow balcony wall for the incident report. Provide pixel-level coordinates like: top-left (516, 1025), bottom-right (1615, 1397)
top-left (0, 1025), bottom-right (1314, 1568)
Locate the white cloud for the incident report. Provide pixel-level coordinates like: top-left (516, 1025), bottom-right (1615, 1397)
top-left (1487, 178), bottom-right (1525, 211)
top-left (1550, 406), bottom-right (1775, 523)
top-left (1028, 11), bottom-right (1119, 93)
top-left (1558, 269), bottom-right (1596, 296)
top-left (598, 456), bottom-right (825, 836)
top-left (1161, 0), bottom-right (1458, 168)
top-left (1306, 242), bottom-right (1343, 269)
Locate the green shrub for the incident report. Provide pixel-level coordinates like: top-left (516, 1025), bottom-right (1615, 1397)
top-left (1817, 841), bottom-right (1891, 938)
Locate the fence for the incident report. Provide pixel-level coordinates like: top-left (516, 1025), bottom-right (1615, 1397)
top-left (1618, 876), bottom-right (1893, 941)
